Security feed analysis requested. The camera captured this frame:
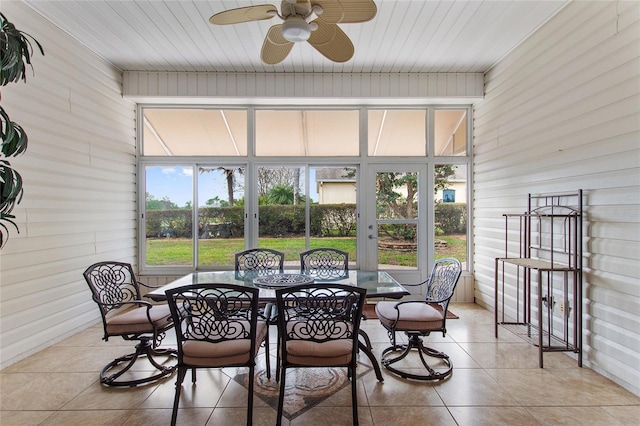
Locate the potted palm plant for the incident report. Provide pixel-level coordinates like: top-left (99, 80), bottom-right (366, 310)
top-left (0, 12), bottom-right (43, 247)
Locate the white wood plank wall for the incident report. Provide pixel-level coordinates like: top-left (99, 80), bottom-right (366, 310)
top-left (473, 0), bottom-right (640, 394)
top-left (0, 2), bottom-right (136, 368)
top-left (123, 71), bottom-right (484, 101)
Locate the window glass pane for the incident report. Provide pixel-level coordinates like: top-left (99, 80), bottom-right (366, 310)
top-left (255, 110), bottom-right (359, 156)
top-left (378, 223), bottom-right (418, 269)
top-left (368, 110), bottom-right (426, 156)
top-left (376, 171), bottom-right (419, 270)
top-left (310, 167), bottom-right (357, 267)
top-left (434, 109), bottom-right (467, 156)
top-left (142, 108), bottom-right (247, 156)
top-left (257, 166), bottom-right (307, 265)
top-left (144, 166), bottom-right (194, 266)
top-left (197, 166), bottom-right (246, 267)
top-left (376, 172), bottom-right (419, 220)
top-left (435, 164), bottom-right (467, 268)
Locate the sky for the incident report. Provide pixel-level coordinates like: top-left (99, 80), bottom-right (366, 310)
top-left (146, 166), bottom-right (244, 207)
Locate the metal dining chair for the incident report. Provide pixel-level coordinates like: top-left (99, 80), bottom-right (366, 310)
top-left (299, 247), bottom-right (377, 352)
top-left (375, 258), bottom-right (462, 380)
top-left (235, 248), bottom-right (285, 378)
top-left (274, 283), bottom-right (367, 425)
top-left (83, 261), bottom-right (177, 386)
top-left (165, 284), bottom-right (266, 426)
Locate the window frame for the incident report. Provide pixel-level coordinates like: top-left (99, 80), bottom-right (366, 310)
top-left (137, 104), bottom-right (473, 276)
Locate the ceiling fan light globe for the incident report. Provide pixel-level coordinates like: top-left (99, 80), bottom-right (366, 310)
top-left (281, 16), bottom-right (311, 42)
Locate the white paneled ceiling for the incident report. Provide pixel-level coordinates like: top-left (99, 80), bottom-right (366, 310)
top-left (23, 0), bottom-right (569, 74)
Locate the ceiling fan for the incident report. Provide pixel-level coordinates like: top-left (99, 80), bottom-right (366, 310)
top-left (209, 0), bottom-right (377, 64)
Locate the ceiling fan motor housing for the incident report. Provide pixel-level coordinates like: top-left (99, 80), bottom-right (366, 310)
top-left (281, 15), bottom-right (312, 42)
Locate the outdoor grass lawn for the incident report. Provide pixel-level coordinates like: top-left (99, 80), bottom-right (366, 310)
top-left (146, 235), bottom-right (466, 267)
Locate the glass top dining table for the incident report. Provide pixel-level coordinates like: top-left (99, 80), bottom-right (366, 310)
top-left (146, 269), bottom-right (407, 383)
top-left (146, 269), bottom-right (409, 302)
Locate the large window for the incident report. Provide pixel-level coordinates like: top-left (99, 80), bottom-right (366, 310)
top-left (197, 166), bottom-right (246, 267)
top-left (310, 166), bottom-right (357, 265)
top-left (249, 165), bottom-right (358, 266)
top-left (257, 165), bottom-right (308, 263)
top-left (139, 106), bottom-right (470, 274)
top-left (144, 165), bottom-right (194, 267)
top-left (435, 164), bottom-right (468, 267)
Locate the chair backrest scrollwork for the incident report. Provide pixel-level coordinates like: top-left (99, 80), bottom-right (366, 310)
top-left (83, 261), bottom-right (142, 318)
top-left (300, 248), bottom-right (348, 271)
top-left (235, 248), bottom-right (285, 271)
top-left (276, 284), bottom-right (366, 346)
top-left (165, 284), bottom-right (260, 355)
top-left (424, 258), bottom-right (462, 314)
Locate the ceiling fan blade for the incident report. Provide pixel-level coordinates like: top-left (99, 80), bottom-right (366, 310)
top-left (209, 5), bottom-right (277, 25)
top-left (314, 0), bottom-right (377, 24)
top-left (261, 25), bottom-right (295, 64)
top-left (308, 20), bottom-right (354, 62)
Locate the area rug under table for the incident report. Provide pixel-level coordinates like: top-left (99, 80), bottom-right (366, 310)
top-left (234, 365), bottom-right (372, 421)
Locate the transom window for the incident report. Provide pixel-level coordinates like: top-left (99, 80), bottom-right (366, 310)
top-left (255, 110), bottom-right (360, 156)
top-left (143, 109), bottom-right (247, 156)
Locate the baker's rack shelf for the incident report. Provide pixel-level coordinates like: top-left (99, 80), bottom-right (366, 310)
top-left (494, 190), bottom-right (583, 367)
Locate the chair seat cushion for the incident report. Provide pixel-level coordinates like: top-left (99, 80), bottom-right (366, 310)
top-left (106, 304), bottom-right (172, 335)
top-left (286, 339), bottom-right (353, 366)
top-left (375, 301), bottom-right (444, 332)
top-left (181, 321), bottom-right (267, 367)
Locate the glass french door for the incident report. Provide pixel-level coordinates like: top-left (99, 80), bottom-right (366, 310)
top-left (364, 164), bottom-right (428, 279)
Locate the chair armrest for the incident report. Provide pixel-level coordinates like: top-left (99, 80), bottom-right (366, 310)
top-left (399, 280), bottom-right (428, 287)
top-left (97, 299), bottom-right (164, 327)
top-left (392, 300), bottom-right (429, 309)
top-left (381, 300), bottom-right (429, 329)
top-left (94, 299), bottom-right (153, 311)
top-left (424, 296), bottom-right (450, 304)
top-left (138, 281), bottom-right (168, 303)
top-left (138, 280), bottom-right (162, 289)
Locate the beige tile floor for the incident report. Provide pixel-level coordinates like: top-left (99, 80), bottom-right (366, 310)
top-left (1, 303), bottom-right (638, 425)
